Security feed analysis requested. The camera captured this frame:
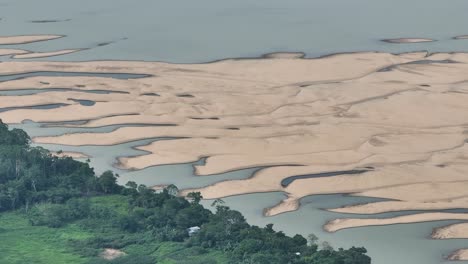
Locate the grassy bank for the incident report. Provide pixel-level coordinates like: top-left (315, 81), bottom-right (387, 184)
top-left (0, 195), bottom-right (228, 264)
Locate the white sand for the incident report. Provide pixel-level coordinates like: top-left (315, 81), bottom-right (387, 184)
top-left (324, 213), bottom-right (468, 233)
top-left (0, 49), bottom-right (29, 56)
top-left (1, 50), bottom-right (468, 239)
top-left (382, 38), bottom-right (435, 43)
top-left (12, 49), bottom-right (82, 59)
top-left (0, 35), bottom-right (63, 45)
top-left (447, 249), bottom-right (468, 261)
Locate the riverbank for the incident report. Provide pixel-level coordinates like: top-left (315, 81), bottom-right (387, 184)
top-left (2, 49), bottom-right (468, 262)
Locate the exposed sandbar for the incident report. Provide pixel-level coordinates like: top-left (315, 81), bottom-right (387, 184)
top-left (454, 35), bottom-right (468, 40)
top-left (447, 249), bottom-right (468, 261)
top-left (0, 51), bottom-right (468, 231)
top-left (324, 212), bottom-right (468, 233)
top-left (0, 49), bottom-right (29, 56)
top-left (12, 49), bottom-right (82, 59)
top-left (381, 38), bottom-right (435, 43)
top-left (432, 223), bottom-right (468, 239)
top-left (0, 35), bottom-right (63, 45)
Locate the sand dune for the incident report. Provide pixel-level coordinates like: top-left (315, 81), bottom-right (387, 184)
top-left (1, 50), bottom-right (468, 242)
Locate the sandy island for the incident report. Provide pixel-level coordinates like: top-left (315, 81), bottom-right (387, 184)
top-left (381, 38), bottom-right (435, 43)
top-left (454, 35), bottom-right (468, 40)
top-left (1, 42), bottom-right (468, 253)
top-left (0, 49), bottom-right (30, 56)
top-left (0, 35), bottom-right (64, 45)
top-left (447, 249), bottom-right (468, 261)
top-left (12, 49), bottom-right (82, 59)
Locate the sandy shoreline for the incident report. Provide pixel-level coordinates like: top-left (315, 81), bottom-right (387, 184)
top-left (324, 212), bottom-right (468, 233)
top-left (12, 49), bottom-right (82, 59)
top-left (447, 249), bottom-right (468, 261)
top-left (51, 151), bottom-right (90, 159)
top-left (1, 45), bottom-right (468, 254)
top-left (0, 35), bottom-right (64, 45)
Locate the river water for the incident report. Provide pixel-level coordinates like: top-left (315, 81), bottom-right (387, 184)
top-left (2, 1), bottom-right (468, 263)
top-left (0, 0), bottom-right (467, 62)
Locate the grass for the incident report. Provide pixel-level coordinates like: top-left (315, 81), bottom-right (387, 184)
top-left (0, 212), bottom-right (91, 264)
top-left (89, 195), bottom-right (129, 215)
top-left (0, 195), bottom-right (230, 264)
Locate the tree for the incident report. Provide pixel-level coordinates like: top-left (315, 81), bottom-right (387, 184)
top-left (321, 241), bottom-right (334, 251)
top-left (308, 233), bottom-right (319, 245)
top-left (165, 184), bottom-right (179, 196)
top-left (125, 181), bottom-right (138, 189)
top-left (210, 198), bottom-right (225, 208)
top-left (187, 192), bottom-right (202, 204)
top-left (98, 171), bottom-right (119, 193)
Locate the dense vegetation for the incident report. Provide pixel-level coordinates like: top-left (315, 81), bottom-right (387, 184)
top-left (0, 121), bottom-right (371, 264)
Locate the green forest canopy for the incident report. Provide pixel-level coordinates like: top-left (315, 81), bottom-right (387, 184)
top-left (0, 120), bottom-right (371, 264)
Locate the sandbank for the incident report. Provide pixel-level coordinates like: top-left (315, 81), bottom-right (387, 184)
top-left (381, 38), bottom-right (435, 43)
top-left (0, 35), bottom-right (63, 45)
top-left (432, 222), bottom-right (468, 239)
top-left (12, 49), bottom-right (82, 59)
top-left (324, 212), bottom-right (468, 233)
top-left (0, 49), bottom-right (29, 56)
top-left (0, 48), bottom-right (468, 239)
top-left (447, 249), bottom-right (468, 261)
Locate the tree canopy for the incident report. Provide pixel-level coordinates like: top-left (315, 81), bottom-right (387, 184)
top-left (0, 120), bottom-right (371, 264)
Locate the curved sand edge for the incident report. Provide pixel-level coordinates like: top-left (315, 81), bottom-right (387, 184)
top-left (454, 35), bottom-right (468, 40)
top-left (1, 49), bottom-right (468, 241)
top-left (381, 38), bottom-right (435, 43)
top-left (12, 49), bottom-right (83, 59)
top-left (447, 249), bottom-right (468, 261)
top-left (0, 35), bottom-right (64, 45)
top-left (324, 212), bottom-right (468, 233)
top-left (432, 222), bottom-right (468, 239)
top-left (0, 49), bottom-right (30, 56)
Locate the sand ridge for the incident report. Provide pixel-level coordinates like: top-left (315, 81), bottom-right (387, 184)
top-left (1, 49), bottom-right (468, 246)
